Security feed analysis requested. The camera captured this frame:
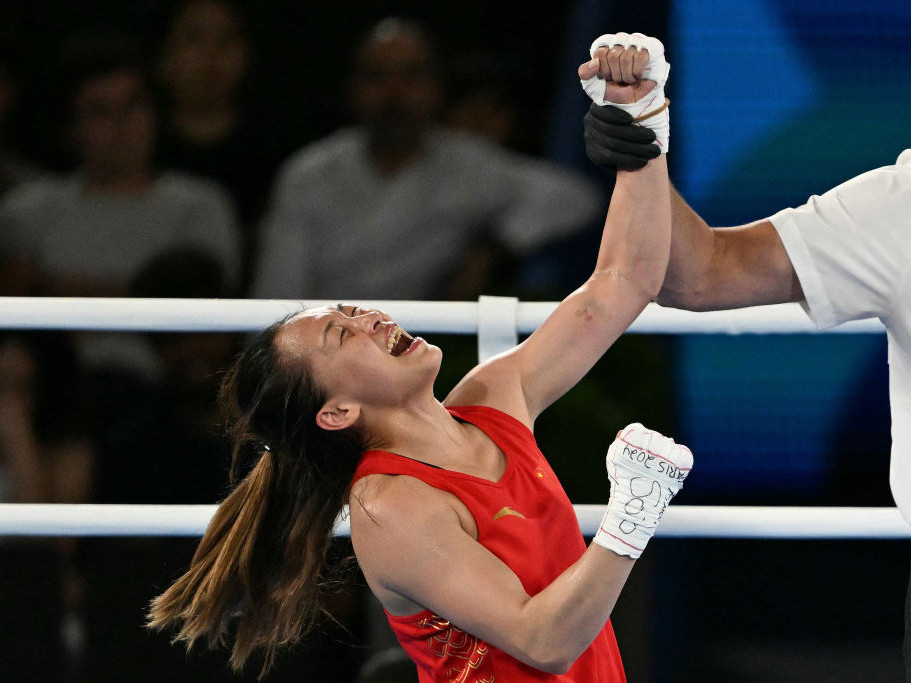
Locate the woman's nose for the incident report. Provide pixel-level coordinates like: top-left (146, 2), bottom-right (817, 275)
top-left (355, 312), bottom-right (384, 333)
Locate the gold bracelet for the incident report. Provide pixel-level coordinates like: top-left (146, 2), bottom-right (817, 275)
top-left (634, 98), bottom-right (670, 123)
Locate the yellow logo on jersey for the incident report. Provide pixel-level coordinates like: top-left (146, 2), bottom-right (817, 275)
top-left (493, 506), bottom-right (525, 521)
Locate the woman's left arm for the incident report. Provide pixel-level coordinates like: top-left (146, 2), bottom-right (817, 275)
top-left (447, 37), bottom-right (672, 423)
top-left (515, 152), bottom-right (670, 419)
top-left (448, 151), bottom-right (670, 422)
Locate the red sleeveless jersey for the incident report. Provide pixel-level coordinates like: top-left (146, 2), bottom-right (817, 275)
top-left (350, 405), bottom-right (626, 682)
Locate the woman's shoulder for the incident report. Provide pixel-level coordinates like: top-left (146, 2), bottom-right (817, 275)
top-left (443, 354), bottom-right (532, 429)
top-left (352, 473), bottom-right (454, 521)
top-left (350, 474), bottom-right (473, 549)
top-left (349, 472), bottom-right (477, 615)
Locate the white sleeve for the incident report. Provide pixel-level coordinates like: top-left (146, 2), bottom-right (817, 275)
top-left (769, 153), bottom-right (911, 329)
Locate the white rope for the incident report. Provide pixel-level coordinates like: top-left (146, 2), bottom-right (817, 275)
top-left (0, 504), bottom-right (907, 539)
top-left (0, 297), bottom-right (479, 333)
top-left (578, 505), bottom-right (910, 539)
top-left (0, 297), bottom-right (887, 334)
top-left (0, 298), bottom-right (896, 543)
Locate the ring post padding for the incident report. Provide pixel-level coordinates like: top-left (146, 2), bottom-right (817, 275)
top-left (477, 295), bottom-right (519, 362)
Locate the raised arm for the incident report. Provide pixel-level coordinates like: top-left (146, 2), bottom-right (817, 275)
top-left (576, 95), bottom-right (804, 312)
top-left (448, 34), bottom-right (672, 423)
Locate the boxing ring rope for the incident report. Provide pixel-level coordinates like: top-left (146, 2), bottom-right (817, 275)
top-left (0, 504), bottom-right (907, 539)
top-left (0, 296), bottom-right (886, 334)
top-left (0, 296), bottom-right (905, 540)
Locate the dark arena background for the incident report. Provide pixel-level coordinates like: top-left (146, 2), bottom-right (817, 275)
top-left (0, 1), bottom-right (909, 681)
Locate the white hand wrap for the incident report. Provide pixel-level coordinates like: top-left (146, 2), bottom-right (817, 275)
top-left (580, 32), bottom-right (671, 153)
top-left (594, 423), bottom-right (693, 559)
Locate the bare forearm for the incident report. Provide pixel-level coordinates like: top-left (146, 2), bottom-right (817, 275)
top-left (657, 185), bottom-right (802, 310)
top-left (513, 156), bottom-right (672, 417)
top-left (515, 544), bottom-right (635, 673)
top-left (654, 185), bottom-right (717, 308)
top-left (594, 156), bottom-right (671, 300)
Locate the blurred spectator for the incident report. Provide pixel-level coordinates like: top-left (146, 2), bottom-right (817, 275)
top-left (0, 33), bottom-right (241, 299)
top-left (445, 50), bottom-right (534, 153)
top-left (251, 17), bottom-right (603, 303)
top-left (0, 38), bottom-right (42, 300)
top-left (0, 44), bottom-right (41, 200)
top-left (0, 34), bottom-right (241, 387)
top-left (0, 336), bottom-right (46, 505)
top-left (0, 332), bottom-right (92, 505)
top-left (0, 332), bottom-right (94, 682)
top-left (156, 0), bottom-right (287, 293)
top-left (78, 248), bottom-right (238, 680)
top-left (95, 247), bottom-right (236, 507)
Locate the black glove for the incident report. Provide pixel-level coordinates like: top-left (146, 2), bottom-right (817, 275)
top-left (583, 103), bottom-right (661, 170)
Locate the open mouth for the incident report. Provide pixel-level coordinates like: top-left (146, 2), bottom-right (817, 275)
top-left (386, 326), bottom-right (416, 357)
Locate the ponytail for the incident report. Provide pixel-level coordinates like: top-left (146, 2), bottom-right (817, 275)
top-left (148, 317), bottom-right (365, 677)
top-left (149, 451), bottom-right (275, 656)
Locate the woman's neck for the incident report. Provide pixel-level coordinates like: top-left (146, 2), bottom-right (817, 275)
top-left (365, 399), bottom-right (466, 462)
top-left (366, 401), bottom-right (506, 482)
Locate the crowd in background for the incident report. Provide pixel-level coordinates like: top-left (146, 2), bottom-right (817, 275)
top-left (0, 1), bottom-right (649, 680)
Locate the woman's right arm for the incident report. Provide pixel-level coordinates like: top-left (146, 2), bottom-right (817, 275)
top-left (350, 474), bottom-right (635, 675)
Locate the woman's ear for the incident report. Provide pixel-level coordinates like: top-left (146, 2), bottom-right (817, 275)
top-left (316, 401), bottom-right (361, 431)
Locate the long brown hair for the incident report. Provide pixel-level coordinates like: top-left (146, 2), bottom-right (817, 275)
top-left (148, 315), bottom-right (366, 677)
